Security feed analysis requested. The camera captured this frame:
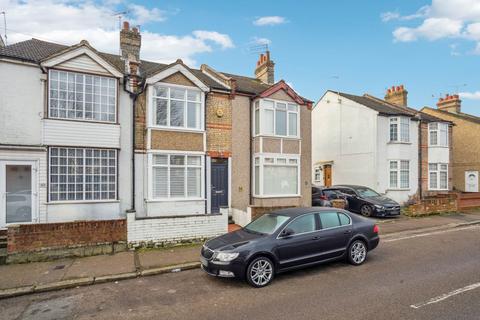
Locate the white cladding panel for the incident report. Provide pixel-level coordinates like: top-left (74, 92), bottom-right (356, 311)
top-left (56, 54), bottom-right (112, 76)
top-left (428, 146), bottom-right (450, 164)
top-left (43, 119), bottom-right (121, 148)
top-left (0, 62), bottom-right (44, 145)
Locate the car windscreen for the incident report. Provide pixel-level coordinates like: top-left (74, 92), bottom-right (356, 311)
top-left (355, 187), bottom-right (380, 198)
top-left (244, 214), bottom-right (290, 235)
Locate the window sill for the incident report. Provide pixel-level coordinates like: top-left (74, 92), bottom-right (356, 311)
top-left (387, 141), bottom-right (412, 145)
top-left (427, 189), bottom-right (449, 191)
top-left (254, 134), bottom-right (300, 140)
top-left (47, 200), bottom-right (119, 205)
top-left (253, 194), bottom-right (301, 199)
top-left (136, 213), bottom-right (222, 220)
top-left (149, 126), bottom-right (205, 134)
top-left (44, 118), bottom-right (119, 125)
top-left (428, 145), bottom-right (449, 148)
top-left (146, 198), bottom-right (206, 203)
top-left (386, 189), bottom-right (410, 192)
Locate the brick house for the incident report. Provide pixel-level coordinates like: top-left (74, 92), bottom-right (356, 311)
top-left (0, 22), bottom-right (312, 247)
top-left (312, 85), bottom-right (453, 205)
top-left (123, 23), bottom-right (313, 244)
top-left (422, 95), bottom-right (480, 192)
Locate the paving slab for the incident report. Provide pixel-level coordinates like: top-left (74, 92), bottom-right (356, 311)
top-left (0, 259), bottom-right (73, 289)
top-left (62, 251), bottom-right (135, 280)
top-left (138, 245), bottom-right (202, 270)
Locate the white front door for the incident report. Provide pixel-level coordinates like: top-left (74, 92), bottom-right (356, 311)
top-left (465, 171), bottom-right (479, 192)
top-left (0, 160), bottom-right (38, 228)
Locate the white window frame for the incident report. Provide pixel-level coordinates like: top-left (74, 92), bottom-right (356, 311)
top-left (428, 122), bottom-right (449, 147)
top-left (148, 83), bottom-right (205, 132)
top-left (147, 151), bottom-right (205, 201)
top-left (253, 98), bottom-right (300, 138)
top-left (48, 147), bottom-right (117, 203)
top-left (388, 160), bottom-right (410, 190)
top-left (253, 154), bottom-right (301, 198)
top-left (428, 163), bottom-right (449, 191)
top-left (389, 117), bottom-right (410, 143)
top-left (48, 69), bottom-right (117, 123)
top-left (314, 167), bottom-right (321, 182)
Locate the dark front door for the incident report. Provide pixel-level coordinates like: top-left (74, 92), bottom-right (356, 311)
top-left (211, 158), bottom-right (228, 213)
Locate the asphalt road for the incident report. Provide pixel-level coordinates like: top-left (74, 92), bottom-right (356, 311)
top-left (1, 226), bottom-right (479, 320)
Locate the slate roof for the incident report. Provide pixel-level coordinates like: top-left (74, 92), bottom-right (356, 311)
top-left (0, 38), bottom-right (272, 95)
top-left (332, 91), bottom-right (448, 123)
top-left (422, 107), bottom-right (480, 125)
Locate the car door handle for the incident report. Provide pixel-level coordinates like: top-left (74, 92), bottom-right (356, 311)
top-left (312, 236), bottom-right (321, 240)
top-left (344, 230), bottom-right (352, 234)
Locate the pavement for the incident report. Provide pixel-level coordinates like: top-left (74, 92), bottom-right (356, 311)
top-left (1, 216), bottom-right (479, 319)
top-left (0, 210), bottom-right (479, 301)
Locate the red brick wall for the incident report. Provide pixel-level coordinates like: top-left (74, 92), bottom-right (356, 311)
top-left (404, 193), bottom-right (458, 216)
top-left (7, 219), bottom-right (127, 253)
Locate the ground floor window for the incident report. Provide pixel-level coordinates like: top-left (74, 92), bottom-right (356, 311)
top-left (314, 167), bottom-right (321, 182)
top-left (429, 163), bottom-right (448, 190)
top-left (254, 155), bottom-right (299, 197)
top-left (389, 160), bottom-right (409, 189)
top-left (151, 153), bottom-right (203, 199)
top-left (49, 147), bottom-right (117, 201)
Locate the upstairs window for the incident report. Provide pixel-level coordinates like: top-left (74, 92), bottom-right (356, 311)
top-left (152, 84), bottom-right (203, 130)
top-left (254, 99), bottom-right (299, 137)
top-left (389, 117), bottom-right (410, 143)
top-left (429, 123), bottom-right (448, 147)
top-left (49, 70), bottom-right (116, 122)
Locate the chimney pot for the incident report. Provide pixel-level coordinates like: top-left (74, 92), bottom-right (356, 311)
top-left (254, 51), bottom-right (275, 85)
top-left (385, 84), bottom-right (408, 107)
top-left (132, 27), bottom-right (139, 33)
top-left (123, 21), bottom-right (130, 30)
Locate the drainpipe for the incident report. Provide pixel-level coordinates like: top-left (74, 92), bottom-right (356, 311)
top-left (204, 91), bottom-right (208, 214)
top-left (124, 74), bottom-right (146, 213)
top-left (249, 97), bottom-right (253, 207)
top-left (418, 120), bottom-right (423, 200)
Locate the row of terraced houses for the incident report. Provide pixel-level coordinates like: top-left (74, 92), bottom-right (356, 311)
top-left (1, 23), bottom-right (480, 260)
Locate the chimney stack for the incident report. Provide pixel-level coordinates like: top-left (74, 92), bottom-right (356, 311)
top-left (437, 94), bottom-right (461, 114)
top-left (120, 21), bottom-right (141, 68)
top-left (254, 51), bottom-right (275, 85)
top-left (385, 85), bottom-right (408, 107)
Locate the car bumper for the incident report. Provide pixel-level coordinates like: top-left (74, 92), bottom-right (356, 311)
top-left (375, 208), bottom-right (400, 217)
top-left (368, 236), bottom-right (380, 251)
top-left (200, 256), bottom-right (246, 279)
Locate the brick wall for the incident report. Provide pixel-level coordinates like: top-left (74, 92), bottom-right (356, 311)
top-left (7, 219), bottom-right (127, 254)
top-left (404, 193), bottom-right (458, 216)
top-left (134, 92), bottom-right (147, 150)
top-left (206, 92), bottom-right (232, 154)
top-left (127, 211), bottom-right (228, 246)
top-left (250, 206), bottom-right (295, 220)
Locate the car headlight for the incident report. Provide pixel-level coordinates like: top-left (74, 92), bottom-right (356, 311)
top-left (214, 252), bottom-right (239, 262)
top-left (374, 205), bottom-right (385, 210)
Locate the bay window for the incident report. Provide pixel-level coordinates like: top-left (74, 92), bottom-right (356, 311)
top-left (152, 84), bottom-right (203, 130)
top-left (151, 154), bottom-right (203, 199)
top-left (389, 117), bottom-right (410, 143)
top-left (49, 147), bottom-right (117, 202)
top-left (389, 160), bottom-right (409, 189)
top-left (254, 99), bottom-right (299, 137)
top-left (429, 163), bottom-right (448, 190)
top-left (49, 70), bottom-right (116, 122)
top-left (254, 155), bottom-right (300, 196)
top-left (429, 123), bottom-right (448, 147)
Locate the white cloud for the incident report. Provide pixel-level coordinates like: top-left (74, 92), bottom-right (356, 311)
top-left (384, 0), bottom-right (480, 53)
top-left (460, 91), bottom-right (480, 100)
top-left (191, 30), bottom-right (234, 49)
top-left (253, 16), bottom-right (287, 26)
top-left (0, 0), bottom-right (233, 65)
top-left (252, 37), bottom-right (271, 45)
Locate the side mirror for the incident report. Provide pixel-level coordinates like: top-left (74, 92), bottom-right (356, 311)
top-left (281, 228), bottom-right (295, 238)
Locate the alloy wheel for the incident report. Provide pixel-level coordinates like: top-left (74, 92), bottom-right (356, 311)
top-left (360, 205), bottom-right (372, 217)
top-left (249, 259), bottom-right (273, 287)
top-left (350, 241), bottom-right (366, 264)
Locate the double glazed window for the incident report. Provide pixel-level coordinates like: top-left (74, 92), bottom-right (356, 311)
top-left (389, 117), bottom-right (410, 143)
top-left (151, 154), bottom-right (203, 199)
top-left (389, 160), bottom-right (410, 189)
top-left (49, 70), bottom-right (116, 122)
top-left (49, 147), bottom-right (117, 202)
top-left (429, 163), bottom-right (448, 190)
top-left (429, 123), bottom-right (448, 147)
top-left (254, 156), bottom-right (299, 196)
top-left (152, 85), bottom-right (202, 130)
top-left (254, 99), bottom-right (299, 137)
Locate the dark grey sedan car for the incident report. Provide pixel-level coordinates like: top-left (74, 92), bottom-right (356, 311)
top-left (200, 207), bottom-right (380, 288)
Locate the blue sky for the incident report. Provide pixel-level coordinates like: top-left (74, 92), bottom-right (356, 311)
top-left (2, 0), bottom-right (480, 115)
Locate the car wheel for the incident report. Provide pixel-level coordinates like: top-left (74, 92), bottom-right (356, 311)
top-left (360, 205), bottom-right (373, 217)
top-left (347, 240), bottom-right (367, 266)
top-left (246, 256), bottom-right (274, 288)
